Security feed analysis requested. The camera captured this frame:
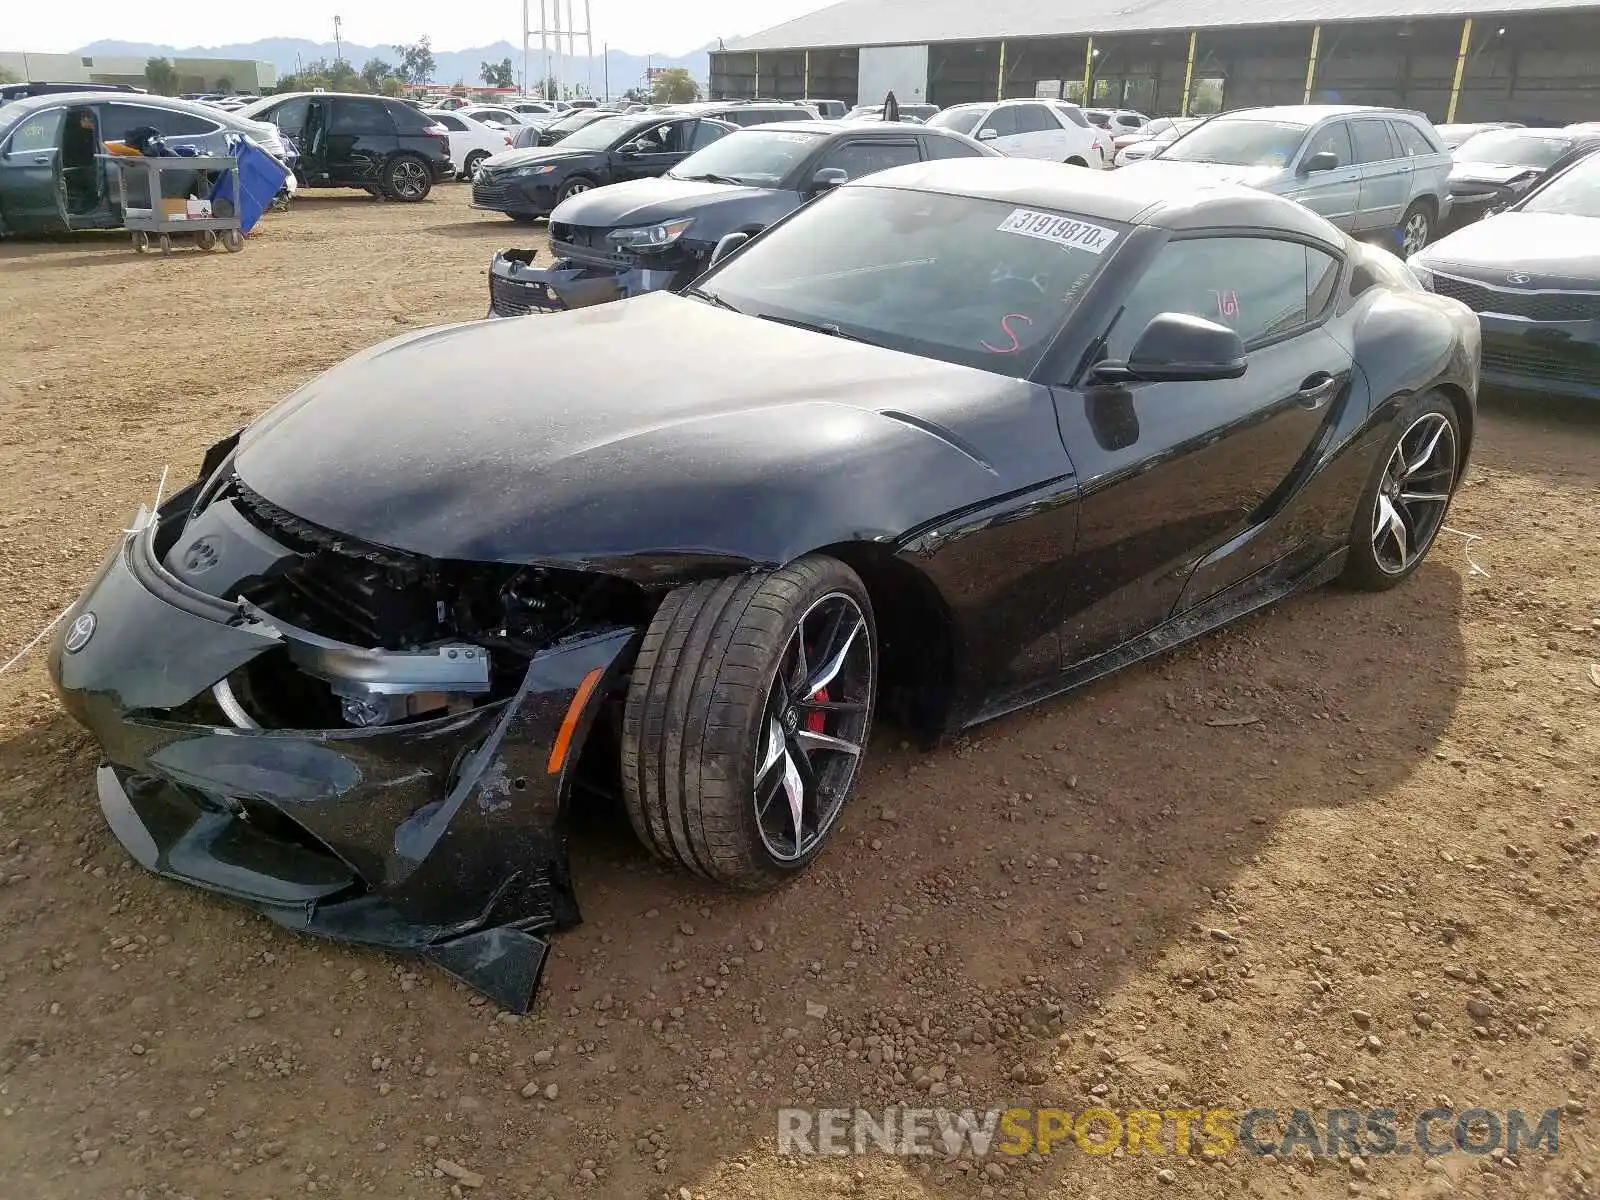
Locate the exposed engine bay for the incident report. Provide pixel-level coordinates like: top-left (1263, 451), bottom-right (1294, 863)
top-left (160, 471), bottom-right (646, 732)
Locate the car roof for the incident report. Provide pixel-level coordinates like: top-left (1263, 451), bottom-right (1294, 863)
top-left (1, 90), bottom-right (266, 127)
top-left (748, 119), bottom-right (951, 136)
top-left (1215, 104), bottom-right (1418, 125)
top-left (851, 156), bottom-right (1345, 246)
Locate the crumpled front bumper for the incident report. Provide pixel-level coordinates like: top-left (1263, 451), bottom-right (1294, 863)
top-left (50, 514), bottom-right (637, 1011)
top-left (487, 248), bottom-right (678, 317)
top-left (1478, 312), bottom-right (1600, 402)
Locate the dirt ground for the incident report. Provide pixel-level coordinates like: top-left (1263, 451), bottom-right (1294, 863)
top-left (0, 184), bottom-right (1597, 1200)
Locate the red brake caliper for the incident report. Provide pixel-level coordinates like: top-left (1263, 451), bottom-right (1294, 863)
top-left (805, 687), bottom-right (829, 733)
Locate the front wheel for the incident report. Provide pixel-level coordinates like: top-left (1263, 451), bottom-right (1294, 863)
top-left (622, 556), bottom-right (877, 889)
top-left (382, 154), bottom-right (433, 202)
top-left (1398, 201), bottom-right (1433, 256)
top-left (557, 176), bottom-right (595, 204)
top-left (1340, 392), bottom-right (1461, 591)
top-left (464, 150), bottom-right (490, 180)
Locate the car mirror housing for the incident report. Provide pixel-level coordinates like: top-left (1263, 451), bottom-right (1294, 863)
top-left (709, 231), bottom-right (751, 266)
top-left (1093, 313), bottom-right (1248, 384)
top-left (810, 167), bottom-right (848, 193)
top-left (1301, 150), bottom-right (1339, 175)
top-left (977, 127), bottom-right (999, 141)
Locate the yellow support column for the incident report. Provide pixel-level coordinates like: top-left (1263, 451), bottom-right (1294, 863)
top-left (1302, 25), bottom-right (1321, 104)
top-left (804, 49), bottom-right (811, 98)
top-left (1082, 37), bottom-right (1095, 102)
top-left (1446, 17), bottom-right (1473, 122)
top-left (997, 40), bottom-right (1007, 101)
top-left (1181, 30), bottom-right (1196, 116)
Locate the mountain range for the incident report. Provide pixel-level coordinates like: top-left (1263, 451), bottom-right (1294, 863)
top-left (76, 38), bottom-right (715, 94)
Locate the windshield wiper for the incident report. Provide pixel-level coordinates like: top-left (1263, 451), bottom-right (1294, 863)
top-left (753, 313), bottom-right (875, 345)
top-left (683, 286), bottom-right (741, 313)
top-left (673, 172), bottom-right (744, 185)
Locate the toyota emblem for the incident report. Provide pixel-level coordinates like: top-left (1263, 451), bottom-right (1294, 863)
top-left (1505, 272), bottom-right (1532, 286)
top-left (64, 611), bottom-right (97, 654)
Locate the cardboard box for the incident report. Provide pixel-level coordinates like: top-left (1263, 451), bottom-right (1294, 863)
top-left (158, 198), bottom-right (187, 221)
top-left (185, 198), bottom-right (212, 219)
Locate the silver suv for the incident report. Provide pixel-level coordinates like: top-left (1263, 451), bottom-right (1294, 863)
top-left (1122, 105), bottom-right (1453, 255)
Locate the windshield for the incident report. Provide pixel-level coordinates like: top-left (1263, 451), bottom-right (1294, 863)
top-left (554, 116), bottom-right (647, 151)
top-left (926, 108), bottom-right (982, 135)
top-left (669, 128), bottom-right (826, 185)
top-left (693, 186), bottom-right (1123, 376)
top-left (1159, 118), bottom-right (1307, 167)
top-left (1519, 152), bottom-right (1600, 216)
top-left (1456, 131), bottom-right (1574, 168)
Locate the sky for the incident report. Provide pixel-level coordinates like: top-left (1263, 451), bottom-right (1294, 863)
top-left (8, 0), bottom-right (829, 57)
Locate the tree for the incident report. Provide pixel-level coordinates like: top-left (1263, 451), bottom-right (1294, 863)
top-left (144, 57), bottom-right (179, 95)
top-left (328, 58), bottom-right (360, 90)
top-left (480, 58), bottom-right (514, 89)
top-left (361, 57), bottom-right (395, 91)
top-left (621, 85), bottom-right (649, 104)
top-left (393, 36), bottom-right (435, 86)
top-left (215, 74), bottom-right (234, 93)
top-left (649, 68), bottom-right (699, 105)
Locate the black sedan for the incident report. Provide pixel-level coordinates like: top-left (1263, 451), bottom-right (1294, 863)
top-left (486, 120), bottom-right (996, 315)
top-left (51, 161), bottom-right (1478, 1009)
top-left (472, 113), bottom-right (735, 219)
top-left (511, 108), bottom-right (611, 149)
top-left (1411, 145), bottom-right (1600, 401)
top-left (1445, 127), bottom-right (1600, 229)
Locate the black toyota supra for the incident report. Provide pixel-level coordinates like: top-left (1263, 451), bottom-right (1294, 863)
top-left (51, 160), bottom-right (1480, 1010)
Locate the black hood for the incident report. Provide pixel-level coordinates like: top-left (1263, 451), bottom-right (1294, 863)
top-left (232, 295), bottom-right (1066, 574)
top-left (551, 175), bottom-right (794, 232)
top-left (1418, 211), bottom-right (1600, 288)
top-left (480, 144), bottom-right (605, 172)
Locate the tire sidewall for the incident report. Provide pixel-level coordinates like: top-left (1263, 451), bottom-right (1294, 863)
top-left (1400, 202), bottom-right (1432, 255)
top-left (1342, 391), bottom-right (1460, 589)
top-left (558, 176), bottom-right (595, 203)
top-left (384, 154), bottom-right (432, 202)
top-left (724, 563), bottom-right (877, 883)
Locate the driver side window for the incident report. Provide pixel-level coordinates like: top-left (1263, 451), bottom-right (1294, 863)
top-left (1302, 121), bottom-right (1353, 169)
top-left (6, 109), bottom-right (63, 155)
top-left (1103, 236), bottom-right (1335, 360)
top-left (977, 106), bottom-right (1018, 139)
top-left (690, 120), bottom-right (729, 150)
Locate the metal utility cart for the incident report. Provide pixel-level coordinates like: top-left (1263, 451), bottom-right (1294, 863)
top-left (101, 153), bottom-right (245, 255)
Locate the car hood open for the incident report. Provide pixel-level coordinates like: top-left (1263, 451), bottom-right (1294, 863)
top-left (233, 294), bottom-right (1063, 574)
top-left (551, 175), bottom-right (782, 227)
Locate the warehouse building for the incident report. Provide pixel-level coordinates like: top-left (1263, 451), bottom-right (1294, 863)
top-left (0, 51), bottom-right (277, 95)
top-left (710, 0), bottom-right (1600, 124)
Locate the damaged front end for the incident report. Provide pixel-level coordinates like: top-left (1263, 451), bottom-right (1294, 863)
top-left (487, 242), bottom-right (690, 317)
top-left (50, 437), bottom-right (644, 1011)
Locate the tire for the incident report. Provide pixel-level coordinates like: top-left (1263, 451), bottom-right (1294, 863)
top-left (382, 154), bottom-right (433, 202)
top-left (131, 231), bottom-right (148, 253)
top-left (621, 556), bottom-right (877, 890)
top-left (196, 229), bottom-right (218, 251)
top-left (1398, 200), bottom-right (1433, 257)
top-left (222, 229), bottom-right (244, 253)
top-left (464, 151), bottom-right (490, 180)
top-left (1065, 156), bottom-right (1088, 167)
top-left (158, 233), bottom-right (172, 256)
top-left (557, 176), bottom-right (596, 204)
top-left (509, 213), bottom-right (542, 225)
top-left (1340, 391), bottom-right (1461, 591)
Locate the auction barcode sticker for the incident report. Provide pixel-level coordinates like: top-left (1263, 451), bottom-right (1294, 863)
top-left (996, 209), bottom-right (1119, 255)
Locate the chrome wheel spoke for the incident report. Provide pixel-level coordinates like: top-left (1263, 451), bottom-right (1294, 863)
top-left (780, 749), bottom-right (806, 846)
top-left (1373, 493), bottom-right (1410, 565)
top-left (1405, 419), bottom-right (1448, 475)
top-left (795, 697), bottom-right (869, 715)
top-left (804, 611), bottom-right (865, 697)
top-left (1399, 489), bottom-right (1450, 503)
top-left (794, 728), bottom-right (862, 758)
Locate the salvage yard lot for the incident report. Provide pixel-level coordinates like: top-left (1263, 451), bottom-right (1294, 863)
top-left (0, 185), bottom-right (1597, 1200)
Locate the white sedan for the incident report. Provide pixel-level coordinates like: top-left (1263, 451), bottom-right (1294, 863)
top-left (424, 110), bottom-right (514, 179)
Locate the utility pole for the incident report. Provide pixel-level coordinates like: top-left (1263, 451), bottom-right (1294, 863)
top-left (583, 0), bottom-right (593, 97)
top-left (603, 41), bottom-right (609, 102)
top-left (522, 0), bottom-right (529, 93)
top-left (333, 15), bottom-right (342, 64)
top-left (553, 0), bottom-right (564, 99)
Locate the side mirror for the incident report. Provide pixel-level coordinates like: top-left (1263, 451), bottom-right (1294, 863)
top-left (810, 167), bottom-right (848, 192)
top-left (1092, 313), bottom-right (1247, 384)
top-left (709, 231), bottom-right (750, 266)
top-left (977, 127), bottom-right (999, 141)
top-left (1300, 150), bottom-right (1339, 175)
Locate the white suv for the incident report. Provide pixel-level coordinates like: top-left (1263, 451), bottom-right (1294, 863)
top-left (926, 99), bottom-right (1108, 167)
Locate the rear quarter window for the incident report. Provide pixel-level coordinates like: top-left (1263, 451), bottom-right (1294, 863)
top-left (923, 132), bottom-right (985, 159)
top-left (389, 103), bottom-right (439, 134)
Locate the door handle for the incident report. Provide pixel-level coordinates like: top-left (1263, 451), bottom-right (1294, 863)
top-left (1294, 372), bottom-right (1341, 409)
top-left (33, 155), bottom-right (51, 165)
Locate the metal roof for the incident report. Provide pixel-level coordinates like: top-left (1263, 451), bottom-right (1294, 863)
top-left (724, 0), bottom-right (1600, 52)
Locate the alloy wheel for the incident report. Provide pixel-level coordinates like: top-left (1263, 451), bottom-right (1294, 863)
top-left (392, 159), bottom-right (428, 199)
top-left (1401, 210), bottom-right (1431, 256)
top-left (563, 180), bottom-right (592, 198)
top-left (1371, 411), bottom-right (1457, 575)
top-left (753, 592), bottom-right (873, 863)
